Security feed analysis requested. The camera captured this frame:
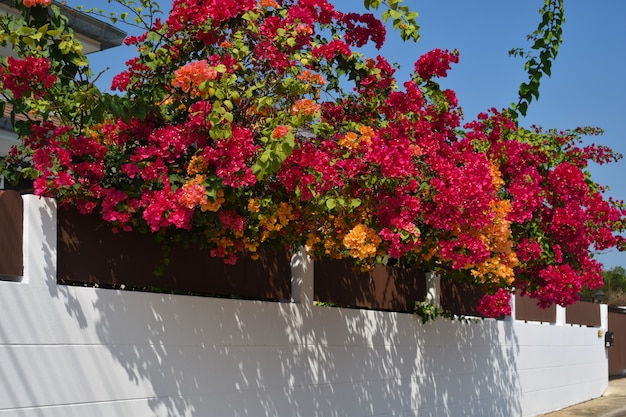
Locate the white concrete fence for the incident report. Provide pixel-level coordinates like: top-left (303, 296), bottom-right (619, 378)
top-left (0, 195), bottom-right (609, 416)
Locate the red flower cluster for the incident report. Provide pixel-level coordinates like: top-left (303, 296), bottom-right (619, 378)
top-left (340, 13), bottom-right (386, 49)
top-left (464, 112), bottom-right (625, 316)
top-left (167, 0), bottom-right (256, 31)
top-left (23, 0), bottom-right (52, 7)
top-left (476, 288), bottom-right (512, 318)
top-left (1, 56), bottom-right (56, 99)
top-left (414, 48), bottom-right (460, 80)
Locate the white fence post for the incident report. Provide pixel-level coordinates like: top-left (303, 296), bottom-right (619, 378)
top-left (425, 271), bottom-right (440, 306)
top-left (506, 290), bottom-right (516, 322)
top-left (555, 305), bottom-right (566, 326)
top-left (22, 195), bottom-right (57, 286)
top-left (291, 247), bottom-right (314, 306)
top-left (600, 303), bottom-right (608, 331)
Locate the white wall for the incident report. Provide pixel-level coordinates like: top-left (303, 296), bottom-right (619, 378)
top-left (0, 196), bottom-right (608, 417)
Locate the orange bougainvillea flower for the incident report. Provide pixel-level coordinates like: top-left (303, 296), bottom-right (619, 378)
top-left (295, 23), bottom-right (313, 35)
top-left (201, 189), bottom-right (225, 212)
top-left (343, 224), bottom-right (381, 260)
top-left (297, 69), bottom-right (326, 86)
top-left (339, 126), bottom-right (375, 150)
top-left (172, 60), bottom-right (218, 95)
top-left (259, 0), bottom-right (279, 8)
top-left (358, 125), bottom-right (375, 140)
top-left (179, 181), bottom-right (207, 209)
top-left (272, 125), bottom-right (291, 139)
top-left (247, 198), bottom-right (261, 213)
top-left (490, 162), bottom-right (505, 189)
top-left (338, 131), bottom-right (359, 150)
top-left (187, 155), bottom-right (208, 176)
top-left (410, 145), bottom-right (423, 156)
top-left (291, 98), bottom-right (320, 116)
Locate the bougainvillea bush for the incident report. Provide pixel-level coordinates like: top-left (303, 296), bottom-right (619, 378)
top-left (0, 0), bottom-right (624, 317)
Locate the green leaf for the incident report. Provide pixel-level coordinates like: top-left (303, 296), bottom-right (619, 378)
top-left (519, 82), bottom-right (529, 96)
top-left (519, 101), bottom-right (529, 116)
top-left (71, 56), bottom-right (90, 67)
top-left (350, 199), bottom-right (362, 209)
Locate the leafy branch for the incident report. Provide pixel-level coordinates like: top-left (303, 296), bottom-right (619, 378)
top-left (509, 0), bottom-right (565, 118)
top-left (74, 0), bottom-right (163, 30)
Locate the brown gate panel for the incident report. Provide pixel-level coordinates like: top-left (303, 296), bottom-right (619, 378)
top-left (57, 208), bottom-right (291, 300)
top-left (0, 190), bottom-right (23, 280)
top-left (609, 308), bottom-right (626, 377)
top-left (314, 258), bottom-right (427, 312)
top-left (515, 294), bottom-right (556, 323)
top-left (440, 278), bottom-right (484, 317)
top-left (566, 301), bottom-right (601, 327)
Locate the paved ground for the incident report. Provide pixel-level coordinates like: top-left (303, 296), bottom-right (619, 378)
top-left (537, 377), bottom-right (626, 417)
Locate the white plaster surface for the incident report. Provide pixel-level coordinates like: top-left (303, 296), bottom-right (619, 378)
top-left (0, 196), bottom-right (608, 416)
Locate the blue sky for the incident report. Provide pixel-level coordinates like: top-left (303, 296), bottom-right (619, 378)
top-left (69, 0), bottom-right (626, 269)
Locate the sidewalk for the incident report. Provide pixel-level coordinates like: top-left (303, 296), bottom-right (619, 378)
top-left (537, 377), bottom-right (626, 416)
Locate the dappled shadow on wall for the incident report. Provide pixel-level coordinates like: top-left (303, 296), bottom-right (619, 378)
top-left (82, 283), bottom-right (521, 416)
top-left (76, 295), bottom-right (521, 416)
top-left (274, 307), bottom-right (522, 416)
top-left (51, 208), bottom-right (522, 416)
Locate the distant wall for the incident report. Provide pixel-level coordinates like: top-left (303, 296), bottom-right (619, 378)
top-left (0, 196), bottom-right (609, 417)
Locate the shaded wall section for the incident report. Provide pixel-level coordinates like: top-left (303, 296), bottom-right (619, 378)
top-left (0, 190), bottom-right (22, 280)
top-left (314, 257), bottom-right (427, 312)
top-left (515, 294), bottom-right (556, 323)
top-left (566, 301), bottom-right (601, 327)
top-left (440, 278), bottom-right (484, 317)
